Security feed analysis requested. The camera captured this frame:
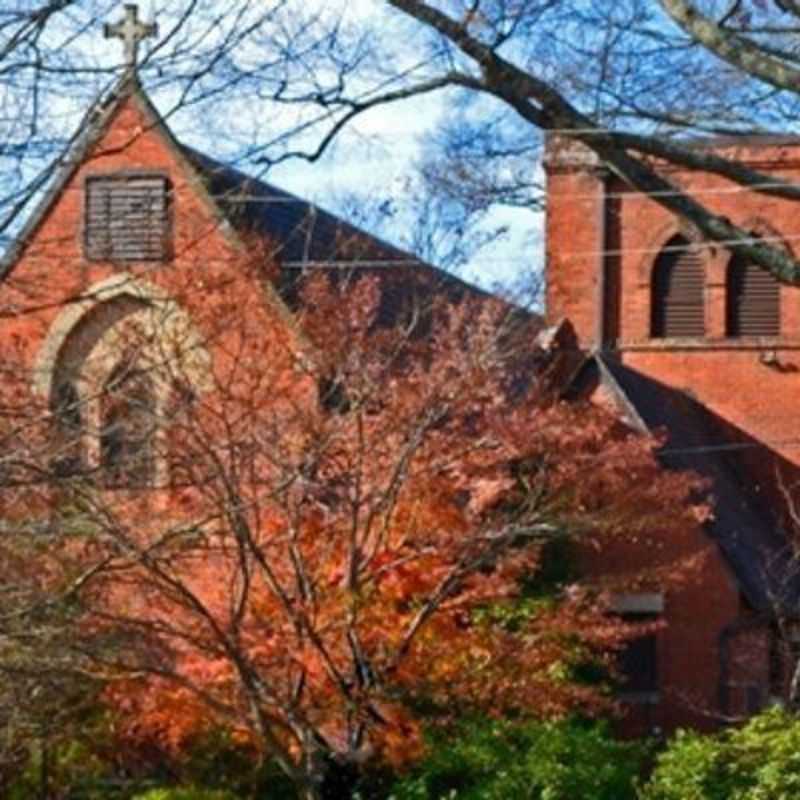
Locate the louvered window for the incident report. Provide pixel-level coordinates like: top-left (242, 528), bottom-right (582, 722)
top-left (651, 235), bottom-right (705, 338)
top-left (726, 254), bottom-right (780, 337)
top-left (85, 174), bottom-right (171, 262)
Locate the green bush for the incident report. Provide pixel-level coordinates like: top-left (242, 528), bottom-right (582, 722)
top-left (387, 717), bottom-right (646, 800)
top-left (4, 725), bottom-right (260, 800)
top-left (641, 706), bottom-right (800, 800)
top-left (6, 734), bottom-right (132, 800)
top-left (132, 788), bottom-right (241, 800)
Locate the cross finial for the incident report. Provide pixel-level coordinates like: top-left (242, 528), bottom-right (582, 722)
top-left (104, 4), bottom-right (158, 71)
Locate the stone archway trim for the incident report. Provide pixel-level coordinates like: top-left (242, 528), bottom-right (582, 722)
top-left (33, 273), bottom-right (211, 398)
top-left (636, 219), bottom-right (706, 287)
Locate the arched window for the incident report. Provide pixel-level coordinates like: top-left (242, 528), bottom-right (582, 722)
top-left (651, 235), bottom-right (705, 338)
top-left (40, 286), bottom-right (211, 490)
top-left (101, 361), bottom-right (156, 488)
top-left (726, 254), bottom-right (780, 337)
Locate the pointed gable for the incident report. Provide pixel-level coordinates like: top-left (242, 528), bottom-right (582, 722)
top-left (0, 73), bottom-right (496, 422)
top-left (1, 75), bottom-right (488, 333)
top-left (1, 77), bottom-right (239, 279)
top-left (570, 355), bottom-right (800, 615)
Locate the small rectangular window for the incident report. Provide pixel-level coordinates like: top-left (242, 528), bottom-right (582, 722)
top-left (85, 174), bottom-right (171, 262)
top-left (609, 593), bottom-right (662, 702)
top-left (619, 633), bottom-right (658, 695)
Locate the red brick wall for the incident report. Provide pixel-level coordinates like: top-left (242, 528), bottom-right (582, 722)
top-left (0, 90), bottom-right (305, 402)
top-left (578, 474), bottom-right (742, 735)
top-left (546, 143), bottom-right (800, 470)
top-left (0, 89), bottom-right (314, 519)
top-left (545, 140), bottom-right (800, 731)
top-left (545, 165), bottom-right (605, 346)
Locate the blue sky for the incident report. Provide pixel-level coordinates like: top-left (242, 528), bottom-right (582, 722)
top-left (1, 1), bottom-right (542, 294)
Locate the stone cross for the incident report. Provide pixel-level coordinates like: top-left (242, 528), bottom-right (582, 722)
top-left (104, 4), bottom-right (158, 71)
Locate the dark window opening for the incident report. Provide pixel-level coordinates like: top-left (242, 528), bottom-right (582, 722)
top-left (746, 685), bottom-right (765, 715)
top-left (769, 623), bottom-right (800, 702)
top-left (651, 235), bottom-right (705, 338)
top-left (85, 174), bottom-right (172, 262)
top-left (318, 375), bottom-right (350, 414)
top-left (619, 632), bottom-right (658, 695)
top-left (52, 379), bottom-right (83, 477)
top-left (101, 363), bottom-right (155, 489)
top-left (614, 605), bottom-right (660, 699)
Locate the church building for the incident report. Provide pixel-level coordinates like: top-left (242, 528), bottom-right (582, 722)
top-left (3, 4), bottom-right (800, 744)
top-left (546, 136), bottom-right (800, 733)
top-left (0, 5), bottom-right (478, 491)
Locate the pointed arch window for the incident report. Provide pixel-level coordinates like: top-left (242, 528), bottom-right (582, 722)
top-left (726, 254), bottom-right (780, 337)
top-left (651, 235), bottom-right (705, 338)
top-left (100, 361), bottom-right (156, 488)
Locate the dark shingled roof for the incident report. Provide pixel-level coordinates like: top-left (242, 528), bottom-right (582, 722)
top-left (183, 147), bottom-right (422, 267)
top-left (577, 355), bottom-right (800, 614)
top-left (180, 146), bottom-right (496, 322)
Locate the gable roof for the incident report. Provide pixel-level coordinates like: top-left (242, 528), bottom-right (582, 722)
top-left (0, 74), bottom-right (492, 329)
top-left (0, 75), bottom-right (211, 278)
top-left (570, 354), bottom-right (800, 614)
top-left (181, 147), bottom-right (415, 268)
top-left (179, 146), bottom-right (493, 318)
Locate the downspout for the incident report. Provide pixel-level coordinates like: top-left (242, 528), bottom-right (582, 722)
top-left (594, 168), bottom-right (609, 352)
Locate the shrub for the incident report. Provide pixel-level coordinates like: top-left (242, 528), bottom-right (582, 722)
top-left (387, 717), bottom-right (646, 800)
top-left (641, 706), bottom-right (800, 800)
top-left (6, 733), bottom-right (132, 800)
top-left (132, 788), bottom-right (241, 800)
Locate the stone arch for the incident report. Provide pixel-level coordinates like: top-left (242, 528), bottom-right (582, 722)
top-left (637, 219), bottom-right (706, 286)
top-left (37, 274), bottom-right (211, 486)
top-left (34, 274), bottom-right (211, 400)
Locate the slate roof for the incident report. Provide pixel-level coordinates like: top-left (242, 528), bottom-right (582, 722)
top-left (179, 149), bottom-right (498, 331)
top-left (573, 354), bottom-right (800, 614)
top-left (183, 147), bottom-right (417, 268)
top-left (180, 147), bottom-right (493, 319)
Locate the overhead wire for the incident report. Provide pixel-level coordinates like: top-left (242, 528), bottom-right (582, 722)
top-left (12, 176), bottom-right (800, 270)
top-left (205, 177), bottom-right (800, 204)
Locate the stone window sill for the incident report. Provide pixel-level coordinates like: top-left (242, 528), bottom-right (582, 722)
top-left (619, 338), bottom-right (800, 352)
top-left (619, 691), bottom-right (661, 705)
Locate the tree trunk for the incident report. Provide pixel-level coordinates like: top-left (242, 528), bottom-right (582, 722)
top-left (298, 741), bottom-right (328, 800)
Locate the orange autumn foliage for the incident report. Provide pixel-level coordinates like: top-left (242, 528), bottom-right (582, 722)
top-left (0, 270), bottom-right (705, 792)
